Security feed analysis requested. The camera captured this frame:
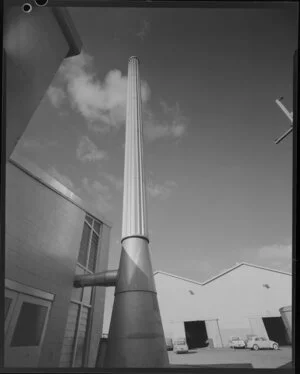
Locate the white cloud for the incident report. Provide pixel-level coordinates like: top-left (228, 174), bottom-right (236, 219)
top-left (47, 167), bottom-right (75, 191)
top-left (57, 51), bottom-right (151, 131)
top-left (100, 172), bottom-right (124, 192)
top-left (99, 172), bottom-right (177, 200)
top-left (137, 20), bottom-right (150, 41)
top-left (87, 122), bottom-right (111, 134)
top-left (254, 243), bottom-right (292, 273)
top-left (51, 51), bottom-right (187, 143)
top-left (47, 85), bottom-right (66, 108)
top-left (144, 122), bottom-right (169, 141)
top-left (51, 51), bottom-right (187, 144)
top-left (21, 137), bottom-right (58, 150)
top-left (146, 179), bottom-right (177, 200)
top-left (258, 244), bottom-right (292, 260)
top-left (76, 136), bottom-right (107, 162)
top-left (83, 178), bottom-right (110, 195)
top-left (98, 170), bottom-right (177, 200)
top-left (143, 102), bottom-right (188, 142)
top-left (82, 177), bottom-right (112, 213)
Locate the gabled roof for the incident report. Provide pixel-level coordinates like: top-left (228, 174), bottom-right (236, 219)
top-left (153, 270), bottom-right (203, 286)
top-left (201, 262), bottom-right (291, 285)
top-left (154, 262), bottom-right (291, 287)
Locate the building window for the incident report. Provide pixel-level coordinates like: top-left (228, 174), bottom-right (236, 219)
top-left (78, 223), bottom-right (91, 266)
top-left (4, 284), bottom-right (53, 368)
top-left (60, 214), bottom-right (102, 368)
top-left (59, 303), bottom-right (80, 367)
top-left (74, 306), bottom-right (90, 367)
top-left (60, 287), bottom-right (93, 368)
top-left (77, 215), bottom-right (101, 271)
top-left (11, 302), bottom-right (48, 347)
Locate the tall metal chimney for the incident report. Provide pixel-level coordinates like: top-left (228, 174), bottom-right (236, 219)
top-left (103, 57), bottom-right (169, 367)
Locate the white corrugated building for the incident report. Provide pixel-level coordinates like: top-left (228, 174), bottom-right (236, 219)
top-left (154, 262), bottom-right (292, 348)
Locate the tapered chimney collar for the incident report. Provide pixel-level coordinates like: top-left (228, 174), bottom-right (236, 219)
top-left (129, 56), bottom-right (139, 62)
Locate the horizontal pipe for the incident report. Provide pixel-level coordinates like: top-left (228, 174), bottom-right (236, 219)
top-left (73, 270), bottom-right (118, 288)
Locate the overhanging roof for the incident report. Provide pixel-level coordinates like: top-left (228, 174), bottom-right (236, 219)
top-left (52, 8), bottom-right (82, 58)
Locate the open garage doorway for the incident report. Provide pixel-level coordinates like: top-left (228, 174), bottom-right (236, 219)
top-left (262, 317), bottom-right (290, 346)
top-left (184, 321), bottom-right (208, 349)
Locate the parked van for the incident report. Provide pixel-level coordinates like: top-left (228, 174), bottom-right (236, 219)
top-left (173, 338), bottom-right (189, 354)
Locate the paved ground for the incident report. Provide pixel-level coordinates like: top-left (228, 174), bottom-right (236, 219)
top-left (168, 346), bottom-right (292, 369)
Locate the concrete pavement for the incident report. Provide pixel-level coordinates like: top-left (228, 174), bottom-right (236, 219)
top-left (168, 346), bottom-right (292, 368)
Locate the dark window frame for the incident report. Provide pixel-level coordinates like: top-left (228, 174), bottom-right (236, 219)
top-left (77, 215), bottom-right (102, 272)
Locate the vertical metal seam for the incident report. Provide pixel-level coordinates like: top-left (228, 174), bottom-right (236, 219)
top-left (137, 60), bottom-right (142, 235)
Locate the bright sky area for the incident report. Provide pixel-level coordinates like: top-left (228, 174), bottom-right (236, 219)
top-left (12, 5), bottom-right (297, 284)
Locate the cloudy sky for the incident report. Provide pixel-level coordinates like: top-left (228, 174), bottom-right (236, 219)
top-left (12, 5), bottom-right (297, 283)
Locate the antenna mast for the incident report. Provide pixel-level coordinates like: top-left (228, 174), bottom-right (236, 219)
top-left (274, 97), bottom-right (293, 144)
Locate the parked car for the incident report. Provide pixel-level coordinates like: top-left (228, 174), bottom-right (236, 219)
top-left (173, 338), bottom-right (189, 354)
top-left (165, 338), bottom-right (173, 351)
top-left (245, 334), bottom-right (258, 345)
top-left (229, 336), bottom-right (246, 349)
top-left (246, 336), bottom-right (279, 351)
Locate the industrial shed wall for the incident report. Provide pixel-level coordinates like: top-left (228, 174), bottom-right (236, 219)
top-left (5, 161), bottom-right (110, 367)
top-left (154, 273), bottom-right (212, 342)
top-left (154, 265), bottom-right (291, 347)
top-left (201, 265), bottom-right (292, 344)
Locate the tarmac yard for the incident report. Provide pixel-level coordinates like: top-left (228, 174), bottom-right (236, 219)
top-left (168, 346), bottom-right (292, 368)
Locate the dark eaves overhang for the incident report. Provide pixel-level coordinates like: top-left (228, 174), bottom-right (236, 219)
top-left (52, 7), bottom-right (82, 58)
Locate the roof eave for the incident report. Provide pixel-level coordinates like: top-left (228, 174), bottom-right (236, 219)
top-left (52, 7), bottom-right (82, 58)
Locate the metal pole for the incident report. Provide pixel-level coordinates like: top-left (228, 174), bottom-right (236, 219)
top-left (274, 127), bottom-right (293, 144)
top-left (216, 319), bottom-right (224, 348)
top-left (102, 57), bottom-right (169, 367)
top-left (274, 96), bottom-right (294, 144)
top-left (291, 49), bottom-right (298, 366)
top-left (275, 99), bottom-right (293, 123)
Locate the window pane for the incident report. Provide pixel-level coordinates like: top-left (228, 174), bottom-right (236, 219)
top-left (88, 232), bottom-right (99, 272)
top-left (82, 287), bottom-right (92, 305)
top-left (78, 223), bottom-right (91, 267)
top-left (93, 220), bottom-right (101, 234)
top-left (71, 287), bottom-right (83, 302)
top-left (59, 303), bottom-right (80, 367)
top-left (85, 215), bottom-right (93, 225)
top-left (74, 307), bottom-right (89, 367)
top-left (5, 297), bottom-right (12, 320)
top-left (11, 302), bottom-right (48, 347)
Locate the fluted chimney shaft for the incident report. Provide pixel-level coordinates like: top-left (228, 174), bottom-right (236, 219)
top-left (122, 56), bottom-right (148, 240)
top-left (103, 57), bottom-right (169, 368)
